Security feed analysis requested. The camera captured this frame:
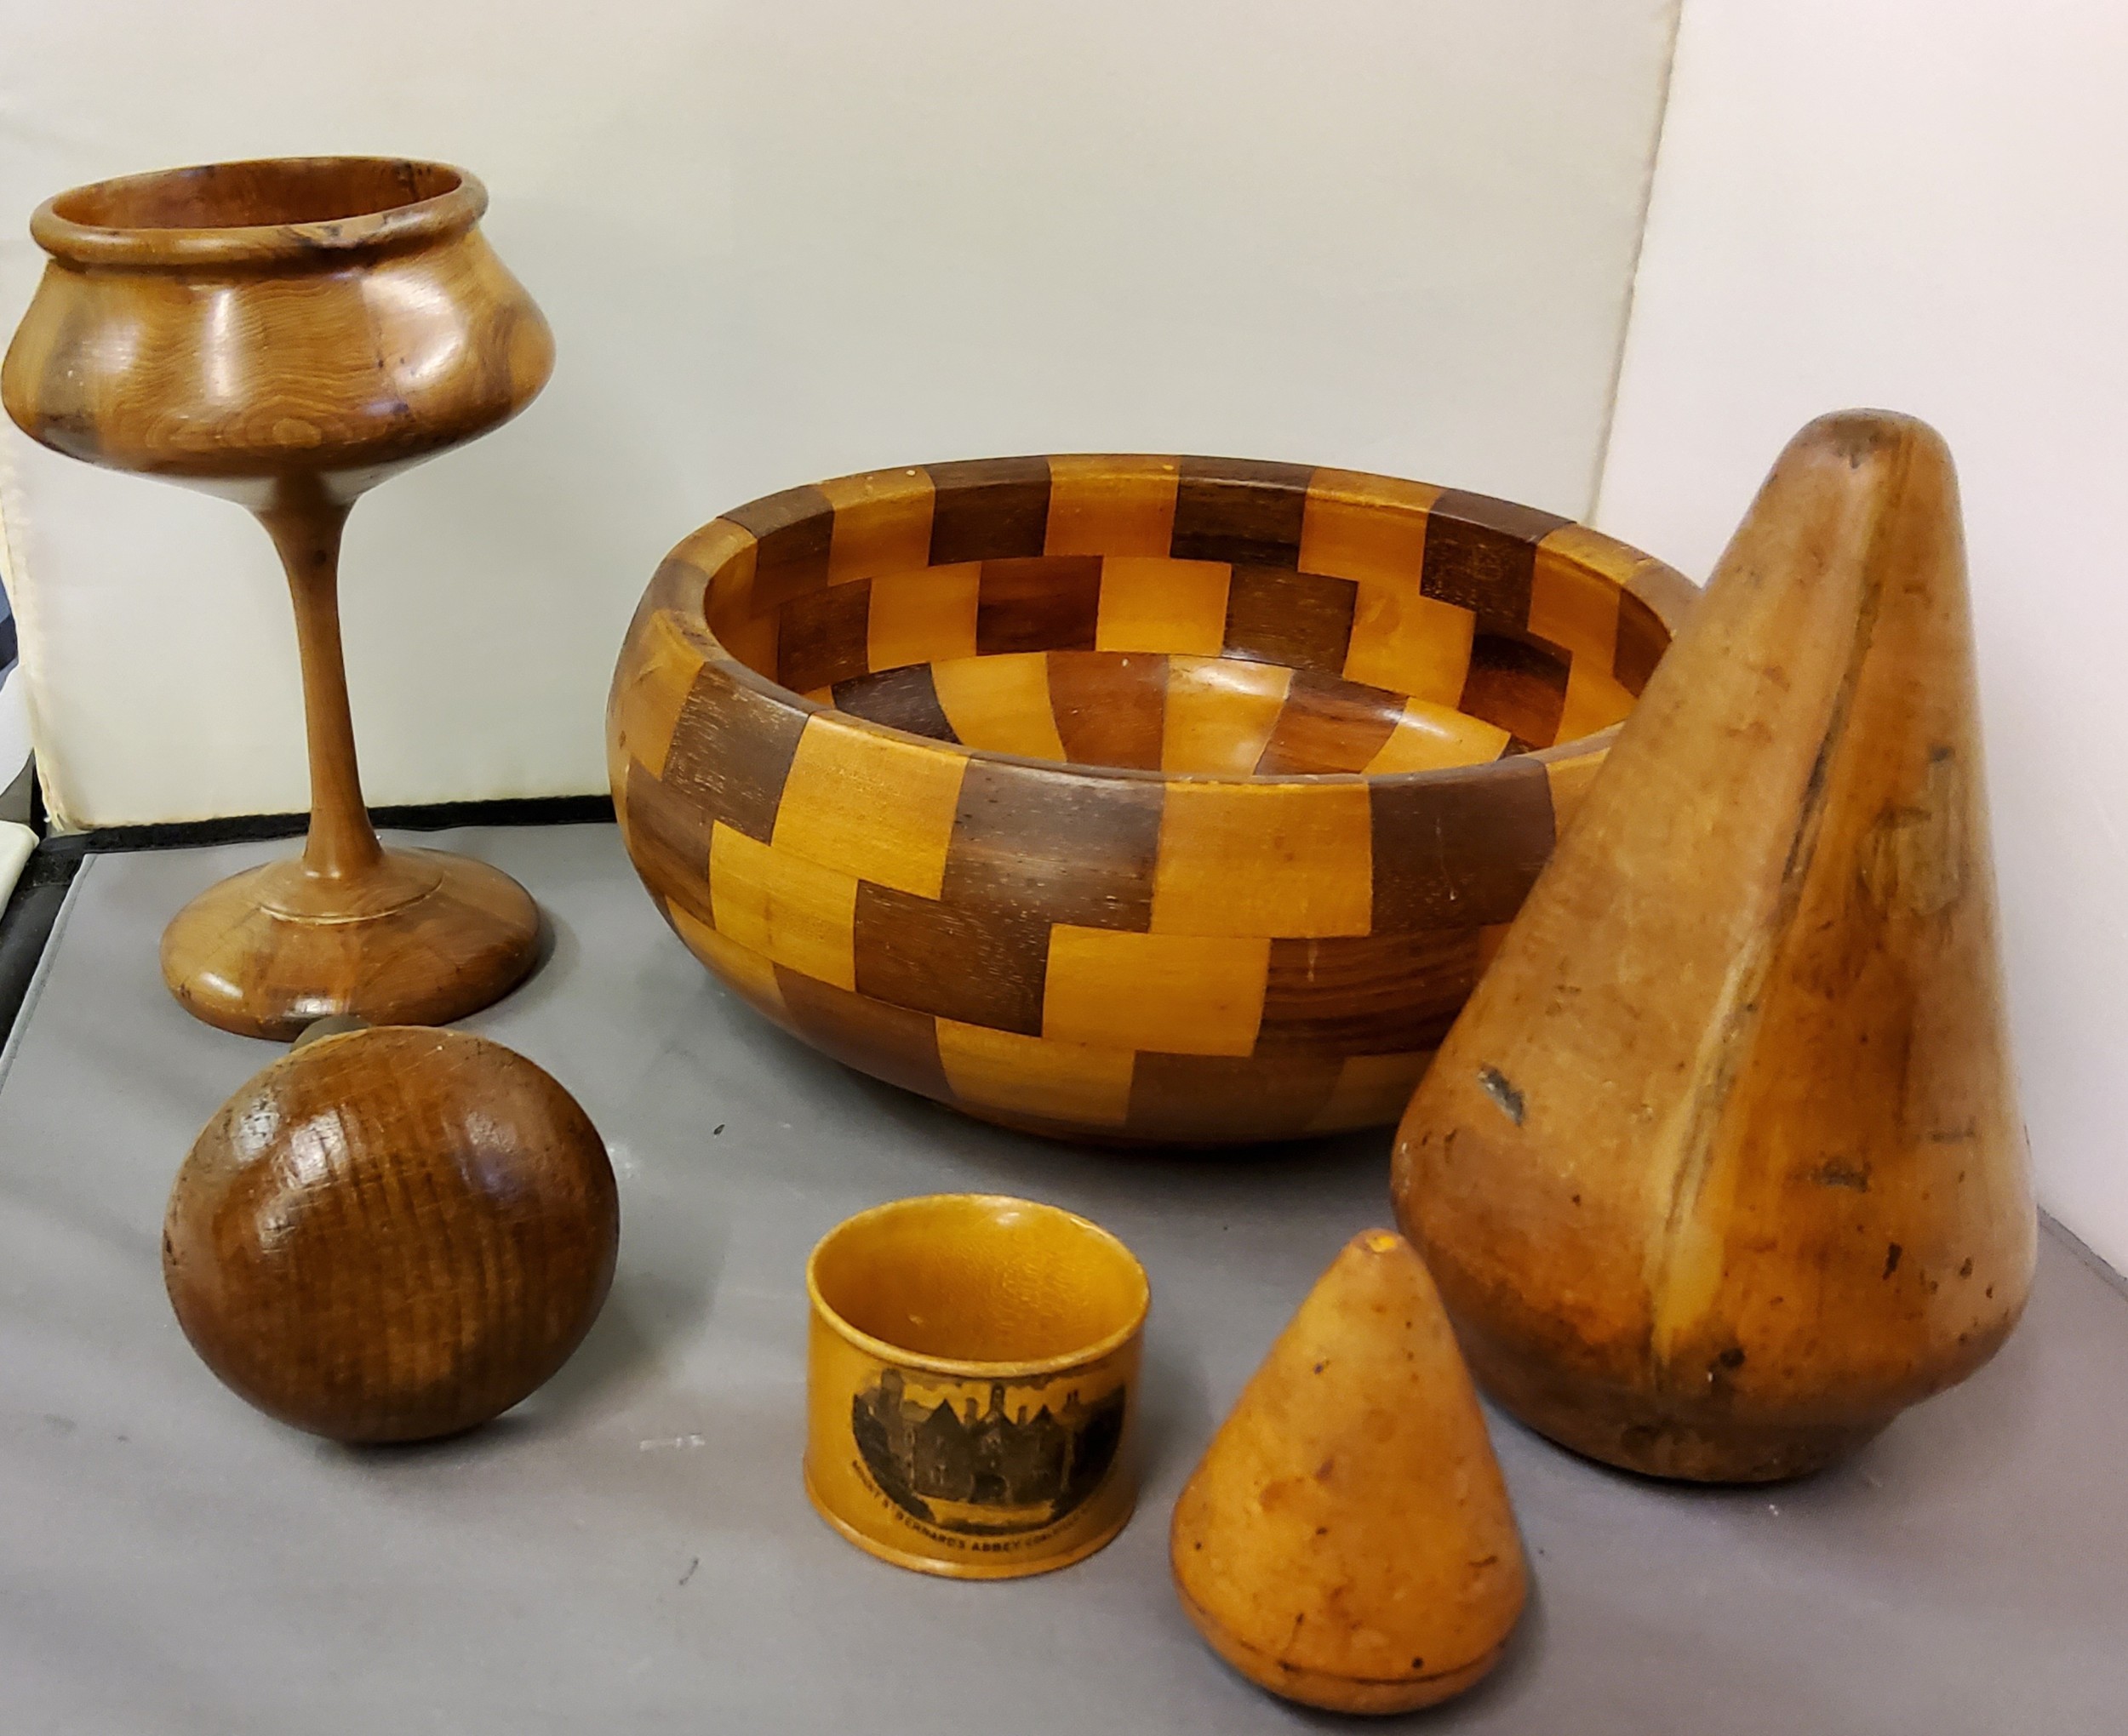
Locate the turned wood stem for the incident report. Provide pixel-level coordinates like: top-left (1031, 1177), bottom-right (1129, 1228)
top-left (256, 486), bottom-right (382, 882)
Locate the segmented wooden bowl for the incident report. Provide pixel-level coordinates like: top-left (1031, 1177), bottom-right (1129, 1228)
top-left (609, 456), bottom-right (1693, 1145)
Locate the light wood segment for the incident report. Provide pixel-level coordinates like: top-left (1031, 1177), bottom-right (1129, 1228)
top-left (1162, 655), bottom-right (1291, 774)
top-left (935, 1019), bottom-right (1136, 1128)
top-left (1529, 524), bottom-right (1626, 665)
top-left (1299, 469), bottom-right (1442, 584)
top-left (709, 821), bottom-right (859, 991)
top-left (1095, 557), bottom-right (1232, 655)
top-left (1153, 779), bottom-right (1372, 939)
top-left (670, 519), bottom-right (757, 605)
top-left (1044, 927), bottom-right (1271, 1057)
top-left (770, 714), bottom-right (968, 898)
top-left (821, 466), bottom-right (935, 582)
top-left (718, 594), bottom-right (779, 681)
top-left (1343, 580), bottom-right (1475, 704)
top-left (867, 563), bottom-right (981, 671)
top-left (667, 899), bottom-right (788, 1024)
top-left (701, 535), bottom-right (764, 642)
top-left (1364, 699), bottom-right (1510, 774)
top-left (929, 652), bottom-right (1069, 762)
top-left (1045, 453), bottom-right (1180, 557)
top-left (1553, 655), bottom-right (1638, 745)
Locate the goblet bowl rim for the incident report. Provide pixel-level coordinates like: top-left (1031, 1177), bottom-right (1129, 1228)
top-left (29, 155), bottom-right (488, 270)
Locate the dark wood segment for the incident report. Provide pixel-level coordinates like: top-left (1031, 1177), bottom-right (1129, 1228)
top-left (1615, 586), bottom-right (1668, 694)
top-left (1172, 457), bottom-right (1314, 568)
top-left (975, 555), bottom-right (1103, 655)
top-left (943, 757), bottom-right (1163, 931)
top-left (1050, 650), bottom-right (1166, 769)
top-left (776, 578), bottom-right (873, 694)
top-left (829, 664), bottom-right (960, 742)
top-left (1125, 1051), bottom-right (1343, 1143)
top-left (660, 663), bottom-right (810, 843)
top-left (1223, 566), bottom-right (1359, 676)
top-left (853, 881), bottom-right (1050, 1035)
top-left (1257, 928), bottom-right (1479, 1054)
top-left (1459, 631), bottom-right (1571, 751)
top-left (1255, 669), bottom-right (1403, 775)
top-left (927, 456), bottom-right (1052, 565)
top-left (723, 483), bottom-right (835, 613)
top-left (775, 967), bottom-right (955, 1101)
top-left (1421, 489), bottom-right (1573, 634)
top-left (1370, 758), bottom-right (1555, 930)
top-left (623, 758), bottom-right (712, 924)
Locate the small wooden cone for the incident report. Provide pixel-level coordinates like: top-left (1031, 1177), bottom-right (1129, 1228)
top-left (1170, 1231), bottom-right (1527, 1715)
top-left (1393, 411), bottom-right (2035, 1482)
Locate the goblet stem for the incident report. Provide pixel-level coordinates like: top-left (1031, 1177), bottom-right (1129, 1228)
top-left (255, 485), bottom-right (384, 883)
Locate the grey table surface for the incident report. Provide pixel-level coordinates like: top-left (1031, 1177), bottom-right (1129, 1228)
top-left (2, 823), bottom-right (2122, 1733)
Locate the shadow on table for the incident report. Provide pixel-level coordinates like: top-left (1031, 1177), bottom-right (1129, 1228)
top-left (529, 1250), bottom-right (729, 1424)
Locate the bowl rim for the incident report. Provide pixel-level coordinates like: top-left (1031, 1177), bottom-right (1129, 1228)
top-left (28, 156), bottom-right (486, 270)
top-left (653, 454), bottom-right (1700, 791)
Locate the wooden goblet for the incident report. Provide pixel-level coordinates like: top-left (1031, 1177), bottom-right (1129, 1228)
top-left (2, 157), bottom-right (554, 1038)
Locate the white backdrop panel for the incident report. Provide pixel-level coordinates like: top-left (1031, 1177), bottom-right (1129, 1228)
top-left (0, 0), bottom-right (1679, 829)
top-left (1597, 1), bottom-right (2128, 1270)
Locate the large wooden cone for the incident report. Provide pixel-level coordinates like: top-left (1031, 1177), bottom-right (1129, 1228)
top-left (1392, 412), bottom-right (2035, 1482)
top-left (1170, 1231), bottom-right (1526, 1714)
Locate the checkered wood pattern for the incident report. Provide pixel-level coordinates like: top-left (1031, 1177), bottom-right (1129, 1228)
top-left (610, 455), bottom-right (1694, 1145)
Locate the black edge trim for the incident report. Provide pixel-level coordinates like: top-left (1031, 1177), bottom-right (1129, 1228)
top-left (0, 838), bottom-right (87, 1056)
top-left (73, 792), bottom-right (615, 854)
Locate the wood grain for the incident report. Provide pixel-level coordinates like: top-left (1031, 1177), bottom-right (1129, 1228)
top-left (3, 157), bottom-right (551, 1038)
top-left (1392, 411), bottom-right (2035, 1479)
top-left (1170, 1230), bottom-right (1525, 1712)
top-left (163, 1027), bottom-right (618, 1442)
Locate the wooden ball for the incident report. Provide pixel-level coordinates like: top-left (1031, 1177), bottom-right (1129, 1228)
top-left (164, 1026), bottom-right (619, 1442)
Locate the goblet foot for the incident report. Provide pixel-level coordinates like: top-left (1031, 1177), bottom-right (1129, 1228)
top-left (160, 848), bottom-right (541, 1039)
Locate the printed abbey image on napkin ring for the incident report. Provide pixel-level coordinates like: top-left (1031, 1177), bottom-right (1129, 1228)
top-left (805, 1193), bottom-right (1148, 1578)
top-left (852, 1368), bottom-right (1127, 1538)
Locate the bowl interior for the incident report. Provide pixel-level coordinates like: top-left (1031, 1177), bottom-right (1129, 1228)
top-left (699, 458), bottom-right (1671, 778)
top-left (50, 157), bottom-right (461, 232)
top-left (810, 1196), bottom-right (1147, 1368)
